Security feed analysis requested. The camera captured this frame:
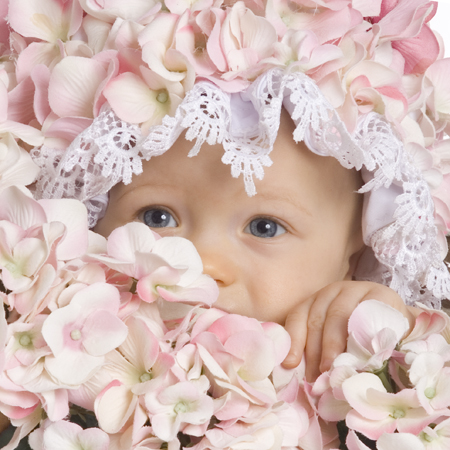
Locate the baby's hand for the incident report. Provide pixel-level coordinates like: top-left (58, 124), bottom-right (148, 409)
top-left (281, 281), bottom-right (417, 382)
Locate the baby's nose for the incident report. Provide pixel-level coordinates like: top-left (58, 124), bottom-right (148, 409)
top-left (189, 234), bottom-right (236, 287)
top-left (199, 251), bottom-right (235, 287)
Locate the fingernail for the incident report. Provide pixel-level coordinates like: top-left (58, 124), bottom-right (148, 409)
top-left (283, 354), bottom-right (298, 367)
top-left (320, 359), bottom-right (333, 372)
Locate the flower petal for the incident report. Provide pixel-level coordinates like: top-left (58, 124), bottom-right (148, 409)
top-left (82, 310), bottom-right (128, 356)
top-left (48, 56), bottom-right (107, 118)
top-left (38, 198), bottom-right (89, 260)
top-left (96, 383), bottom-right (138, 434)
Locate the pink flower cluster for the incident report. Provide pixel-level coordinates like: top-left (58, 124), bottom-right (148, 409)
top-left (2, 0), bottom-right (450, 242)
top-left (2, 0), bottom-right (450, 449)
top-left (0, 185), bottom-right (332, 450)
top-left (312, 300), bottom-right (450, 450)
top-left (1, 145), bottom-right (450, 450)
top-left (2, 186), bottom-right (450, 450)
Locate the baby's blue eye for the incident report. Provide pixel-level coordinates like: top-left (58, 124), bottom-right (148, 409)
top-left (246, 218), bottom-right (286, 238)
top-left (143, 209), bottom-right (177, 228)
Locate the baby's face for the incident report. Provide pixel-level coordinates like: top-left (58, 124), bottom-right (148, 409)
top-left (96, 111), bottom-right (364, 324)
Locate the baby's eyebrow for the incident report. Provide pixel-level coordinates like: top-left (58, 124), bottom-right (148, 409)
top-left (114, 183), bottom-right (180, 203)
top-left (255, 191), bottom-right (313, 217)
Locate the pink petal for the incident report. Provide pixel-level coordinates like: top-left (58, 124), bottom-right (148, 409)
top-left (175, 25), bottom-right (216, 77)
top-left (9, 0), bottom-right (66, 41)
top-left (342, 373), bottom-right (389, 420)
top-left (103, 71), bottom-right (163, 124)
top-left (82, 310), bottom-right (128, 356)
top-left (0, 136), bottom-right (40, 190)
top-left (345, 410), bottom-right (396, 441)
top-left (15, 42), bottom-right (61, 84)
top-left (426, 58), bottom-right (450, 119)
top-left (153, 237), bottom-right (203, 286)
top-left (44, 116), bottom-right (93, 142)
top-left (137, 265), bottom-right (181, 303)
top-left (0, 186), bottom-right (46, 230)
top-left (207, 314), bottom-right (263, 344)
top-left (345, 430), bottom-right (372, 450)
top-left (11, 238), bottom-right (48, 277)
top-left (77, 427), bottom-right (110, 450)
top-left (377, 0), bottom-right (436, 38)
top-left (78, 0), bottom-right (159, 23)
top-left (119, 316), bottom-right (159, 370)
top-left (318, 389), bottom-right (352, 422)
top-left (7, 76), bottom-right (35, 125)
top-left (224, 331), bottom-right (275, 381)
top-left (38, 198), bottom-right (89, 260)
top-left (42, 421), bottom-right (83, 450)
top-left (205, 8), bottom-right (227, 72)
top-left (377, 432), bottom-right (425, 450)
top-left (45, 349), bottom-right (103, 385)
top-left (156, 275), bottom-right (218, 307)
top-left (96, 383), bottom-right (137, 434)
top-left (261, 322), bottom-right (291, 365)
top-left (392, 24), bottom-right (439, 74)
top-left (70, 282), bottom-right (121, 315)
top-left (0, 120), bottom-right (44, 146)
top-left (39, 389), bottom-right (69, 422)
top-left (48, 56), bottom-right (107, 118)
top-left (138, 13), bottom-right (179, 49)
top-left (0, 78), bottom-right (7, 123)
top-left (31, 64), bottom-right (51, 125)
top-left (106, 222), bottom-right (157, 262)
top-left (348, 300), bottom-right (409, 349)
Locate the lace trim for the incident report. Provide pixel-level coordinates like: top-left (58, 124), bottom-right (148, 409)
top-left (31, 68), bottom-right (450, 307)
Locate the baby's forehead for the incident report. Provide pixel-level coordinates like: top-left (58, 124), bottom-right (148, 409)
top-left (112, 119), bottom-right (362, 219)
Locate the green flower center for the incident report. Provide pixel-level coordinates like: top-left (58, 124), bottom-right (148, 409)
top-left (174, 401), bottom-right (189, 414)
top-left (140, 372), bottom-right (153, 383)
top-left (18, 334), bottom-right (32, 347)
top-left (156, 91), bottom-right (169, 104)
top-left (425, 387), bottom-right (436, 399)
top-left (391, 408), bottom-right (405, 419)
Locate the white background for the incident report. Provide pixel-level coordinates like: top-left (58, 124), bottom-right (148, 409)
top-left (432, 0), bottom-right (450, 56)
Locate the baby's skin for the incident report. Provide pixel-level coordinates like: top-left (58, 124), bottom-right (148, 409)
top-left (96, 110), bottom-right (417, 381)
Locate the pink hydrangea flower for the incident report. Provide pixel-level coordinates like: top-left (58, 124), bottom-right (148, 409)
top-left (94, 316), bottom-right (174, 434)
top-left (0, 186), bottom-right (89, 315)
top-left (333, 300), bottom-right (410, 372)
top-left (145, 377), bottom-right (214, 441)
top-left (409, 352), bottom-right (450, 414)
top-left (92, 222), bottom-right (218, 307)
top-left (205, 1), bottom-right (278, 90)
top-left (42, 282), bottom-right (128, 385)
top-left (8, 0), bottom-right (85, 82)
top-left (191, 312), bottom-right (290, 411)
top-left (418, 417), bottom-right (450, 449)
top-left (342, 373), bottom-right (434, 440)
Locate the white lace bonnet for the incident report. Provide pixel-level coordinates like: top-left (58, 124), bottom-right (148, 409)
top-left (31, 66), bottom-right (450, 309)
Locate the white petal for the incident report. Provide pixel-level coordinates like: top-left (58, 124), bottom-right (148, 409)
top-left (153, 237), bottom-right (203, 286)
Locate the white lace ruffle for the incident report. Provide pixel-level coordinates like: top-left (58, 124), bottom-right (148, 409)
top-left (31, 68), bottom-right (450, 308)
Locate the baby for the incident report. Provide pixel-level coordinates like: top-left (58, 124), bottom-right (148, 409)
top-left (93, 108), bottom-right (416, 382)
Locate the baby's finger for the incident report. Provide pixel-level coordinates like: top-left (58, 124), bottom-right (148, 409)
top-left (318, 292), bottom-right (360, 372)
top-left (304, 284), bottom-right (344, 381)
top-left (282, 298), bottom-right (314, 369)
